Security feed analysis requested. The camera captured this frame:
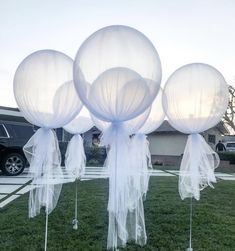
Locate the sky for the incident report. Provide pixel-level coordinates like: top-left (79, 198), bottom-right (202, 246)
top-left (1, 0), bottom-right (235, 107)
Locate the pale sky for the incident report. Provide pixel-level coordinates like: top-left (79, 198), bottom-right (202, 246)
top-left (1, 0), bottom-right (235, 107)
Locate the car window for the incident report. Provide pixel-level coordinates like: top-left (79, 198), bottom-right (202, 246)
top-left (226, 143), bottom-right (235, 148)
top-left (10, 124), bottom-right (34, 139)
top-left (0, 124), bottom-right (8, 138)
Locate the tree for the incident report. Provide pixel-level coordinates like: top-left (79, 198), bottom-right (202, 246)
top-left (223, 85), bottom-right (235, 133)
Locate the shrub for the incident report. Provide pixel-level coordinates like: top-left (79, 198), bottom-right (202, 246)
top-left (85, 146), bottom-right (107, 166)
top-left (218, 152), bottom-right (235, 164)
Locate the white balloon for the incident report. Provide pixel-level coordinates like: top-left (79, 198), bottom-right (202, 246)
top-left (91, 106), bottom-right (151, 135)
top-left (138, 88), bottom-right (165, 134)
top-left (13, 50), bottom-right (83, 220)
top-left (163, 63), bottom-right (228, 134)
top-left (14, 50), bottom-right (82, 128)
top-left (64, 106), bottom-right (94, 134)
top-left (74, 25), bottom-right (162, 249)
top-left (74, 25), bottom-right (161, 122)
top-left (162, 63), bottom-right (229, 200)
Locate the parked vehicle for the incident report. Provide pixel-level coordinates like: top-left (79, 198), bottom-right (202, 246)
top-left (225, 141), bottom-right (235, 152)
top-left (0, 122), bottom-right (35, 176)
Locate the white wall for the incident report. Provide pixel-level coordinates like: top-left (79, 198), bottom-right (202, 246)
top-left (202, 128), bottom-right (222, 150)
top-left (148, 133), bottom-right (188, 156)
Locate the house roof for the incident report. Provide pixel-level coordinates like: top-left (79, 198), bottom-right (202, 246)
top-left (154, 120), bottom-right (178, 133)
top-left (215, 121), bottom-right (229, 135)
top-left (150, 120), bottom-right (229, 135)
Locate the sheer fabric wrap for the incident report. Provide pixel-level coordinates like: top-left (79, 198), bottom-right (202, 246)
top-left (93, 108), bottom-right (150, 249)
top-left (74, 26), bottom-right (162, 250)
top-left (163, 63), bottom-right (229, 199)
top-left (101, 123), bottom-right (132, 249)
top-left (179, 133), bottom-right (219, 200)
top-left (64, 107), bottom-right (94, 179)
top-left (65, 134), bottom-right (86, 179)
top-left (126, 89), bottom-right (165, 245)
top-left (13, 50), bottom-right (83, 220)
top-left (126, 133), bottom-right (150, 246)
top-left (24, 128), bottom-right (62, 217)
top-left (74, 25), bottom-right (162, 123)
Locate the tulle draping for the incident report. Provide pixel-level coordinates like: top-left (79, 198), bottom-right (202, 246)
top-left (163, 63), bottom-right (229, 199)
top-left (74, 25), bottom-right (162, 122)
top-left (64, 134), bottom-right (86, 179)
top-left (126, 89), bottom-right (165, 245)
top-left (73, 26), bottom-right (162, 250)
top-left (93, 110), bottom-right (150, 248)
top-left (14, 51), bottom-right (82, 128)
top-left (24, 128), bottom-right (63, 217)
top-left (14, 50), bottom-right (83, 251)
top-left (138, 88), bottom-right (165, 134)
top-left (101, 123), bottom-right (132, 249)
top-left (64, 107), bottom-right (94, 179)
top-left (63, 107), bottom-right (94, 231)
top-left (179, 133), bottom-right (219, 200)
top-left (91, 106), bottom-right (151, 135)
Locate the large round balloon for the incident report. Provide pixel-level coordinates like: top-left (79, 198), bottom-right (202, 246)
top-left (138, 88), bottom-right (165, 134)
top-left (14, 50), bottom-right (82, 128)
top-left (91, 106), bottom-right (151, 135)
top-left (63, 106), bottom-right (94, 134)
top-left (163, 63), bottom-right (229, 134)
top-left (89, 67), bottom-right (151, 122)
top-left (74, 25), bottom-right (162, 122)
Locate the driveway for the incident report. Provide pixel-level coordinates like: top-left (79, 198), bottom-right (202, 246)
top-left (1, 167), bottom-right (235, 209)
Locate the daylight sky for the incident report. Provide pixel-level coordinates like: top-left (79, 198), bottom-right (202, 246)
top-left (1, 0), bottom-right (235, 107)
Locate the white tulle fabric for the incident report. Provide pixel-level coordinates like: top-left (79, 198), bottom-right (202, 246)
top-left (138, 88), bottom-right (165, 135)
top-left (14, 51), bottom-right (82, 128)
top-left (130, 88), bottom-right (165, 198)
top-left (127, 89), bottom-right (165, 245)
top-left (65, 134), bottom-right (86, 179)
top-left (92, 108), bottom-right (151, 248)
top-left (91, 106), bottom-right (151, 135)
top-left (163, 63), bottom-right (229, 200)
top-left (24, 128), bottom-right (63, 217)
top-left (179, 134), bottom-right (219, 200)
top-left (64, 107), bottom-right (94, 179)
top-left (88, 67), bottom-right (151, 122)
top-left (74, 25), bottom-right (162, 122)
top-left (74, 26), bottom-right (162, 250)
top-left (13, 50), bottom-right (82, 217)
top-left (101, 123), bottom-right (133, 249)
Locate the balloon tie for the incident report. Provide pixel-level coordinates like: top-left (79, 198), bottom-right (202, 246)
top-left (72, 179), bottom-right (78, 230)
top-left (44, 212), bottom-right (48, 251)
top-left (186, 197), bottom-right (193, 251)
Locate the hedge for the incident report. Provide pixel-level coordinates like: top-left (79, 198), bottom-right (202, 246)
top-left (218, 152), bottom-right (235, 164)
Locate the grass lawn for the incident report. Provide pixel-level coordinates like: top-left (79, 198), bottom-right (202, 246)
top-left (1, 177), bottom-right (235, 251)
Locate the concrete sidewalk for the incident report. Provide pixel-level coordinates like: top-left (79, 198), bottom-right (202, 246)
top-left (1, 167), bottom-right (235, 209)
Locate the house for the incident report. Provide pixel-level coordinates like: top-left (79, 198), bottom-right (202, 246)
top-left (1, 106), bottom-right (229, 167)
top-left (73, 119), bottom-right (229, 166)
top-left (148, 120), bottom-right (229, 166)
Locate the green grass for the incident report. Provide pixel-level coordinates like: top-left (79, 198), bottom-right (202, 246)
top-left (1, 177), bottom-right (235, 251)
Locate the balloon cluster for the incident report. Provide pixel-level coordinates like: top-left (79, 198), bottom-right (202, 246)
top-left (13, 25), bottom-right (228, 251)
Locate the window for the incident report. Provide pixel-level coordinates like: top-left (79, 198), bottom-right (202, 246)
top-left (0, 124), bottom-right (8, 138)
top-left (10, 124), bottom-right (34, 138)
top-left (208, 134), bottom-right (216, 144)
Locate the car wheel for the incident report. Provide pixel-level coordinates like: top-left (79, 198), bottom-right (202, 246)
top-left (1, 153), bottom-right (26, 176)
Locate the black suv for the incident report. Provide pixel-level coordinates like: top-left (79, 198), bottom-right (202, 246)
top-left (0, 122), bottom-right (34, 176)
